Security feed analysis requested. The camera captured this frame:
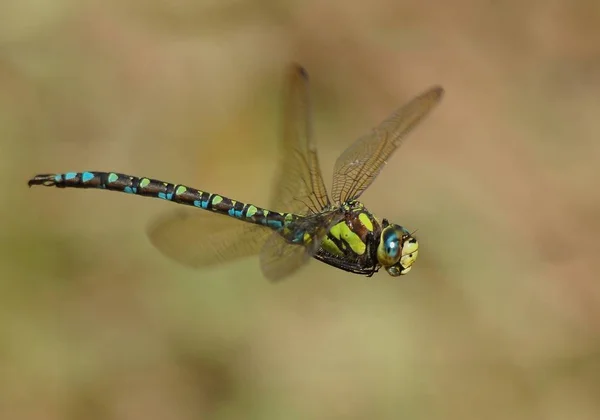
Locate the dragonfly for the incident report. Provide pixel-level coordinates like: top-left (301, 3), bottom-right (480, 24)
top-left (28, 64), bottom-right (443, 281)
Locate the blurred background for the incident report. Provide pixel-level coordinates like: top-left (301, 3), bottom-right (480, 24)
top-left (1, 0), bottom-right (600, 419)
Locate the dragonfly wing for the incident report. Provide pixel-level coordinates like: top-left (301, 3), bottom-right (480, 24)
top-left (270, 63), bottom-right (331, 215)
top-left (331, 85), bottom-right (444, 204)
top-left (259, 211), bottom-right (343, 281)
top-left (259, 233), bottom-right (313, 282)
top-left (146, 64), bottom-right (336, 277)
top-left (148, 209), bottom-right (271, 269)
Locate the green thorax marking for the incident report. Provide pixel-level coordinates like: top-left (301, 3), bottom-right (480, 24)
top-left (320, 201), bottom-right (381, 257)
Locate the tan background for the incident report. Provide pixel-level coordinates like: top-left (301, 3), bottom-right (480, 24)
top-left (1, 1), bottom-right (599, 419)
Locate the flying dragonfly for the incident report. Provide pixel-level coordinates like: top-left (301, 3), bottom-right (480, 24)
top-left (28, 64), bottom-right (444, 281)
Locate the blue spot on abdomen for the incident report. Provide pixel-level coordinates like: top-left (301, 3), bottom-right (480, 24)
top-left (82, 172), bottom-right (94, 183)
top-left (292, 230), bottom-right (305, 243)
top-left (267, 219), bottom-right (283, 229)
top-left (193, 200), bottom-right (209, 209)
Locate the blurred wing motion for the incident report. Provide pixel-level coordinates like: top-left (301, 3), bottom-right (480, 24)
top-left (331, 85), bottom-right (444, 204)
top-left (259, 211), bottom-right (343, 281)
top-left (148, 209), bottom-right (271, 268)
top-left (270, 63), bottom-right (331, 214)
top-left (147, 63), bottom-right (333, 276)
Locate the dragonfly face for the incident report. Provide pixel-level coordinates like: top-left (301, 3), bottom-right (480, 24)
top-left (377, 224), bottom-right (419, 276)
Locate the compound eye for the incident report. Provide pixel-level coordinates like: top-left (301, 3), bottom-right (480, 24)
top-left (377, 226), bottom-right (401, 266)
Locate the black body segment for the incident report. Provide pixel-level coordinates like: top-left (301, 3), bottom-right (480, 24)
top-left (27, 171), bottom-right (295, 231)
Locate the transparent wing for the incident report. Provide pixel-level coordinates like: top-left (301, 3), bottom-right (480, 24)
top-left (270, 63), bottom-right (331, 215)
top-left (331, 85), bottom-right (444, 204)
top-left (259, 234), bottom-right (311, 282)
top-left (259, 211), bottom-right (344, 281)
top-left (146, 63), bottom-right (333, 273)
top-left (148, 209), bottom-right (271, 269)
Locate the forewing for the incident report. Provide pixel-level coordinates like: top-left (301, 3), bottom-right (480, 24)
top-left (148, 209), bottom-right (271, 269)
top-left (270, 63), bottom-right (331, 215)
top-left (331, 85), bottom-right (444, 204)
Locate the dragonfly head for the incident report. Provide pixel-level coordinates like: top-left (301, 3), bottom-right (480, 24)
top-left (377, 224), bottom-right (419, 276)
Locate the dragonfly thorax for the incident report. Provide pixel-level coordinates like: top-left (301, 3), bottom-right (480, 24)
top-left (313, 201), bottom-right (418, 277)
top-left (377, 223), bottom-right (419, 276)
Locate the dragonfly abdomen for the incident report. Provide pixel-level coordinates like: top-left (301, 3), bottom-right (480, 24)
top-left (28, 171), bottom-right (295, 230)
